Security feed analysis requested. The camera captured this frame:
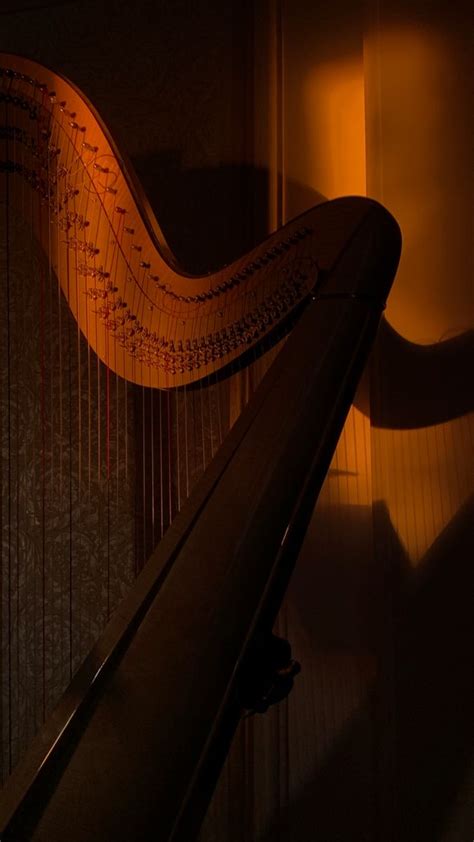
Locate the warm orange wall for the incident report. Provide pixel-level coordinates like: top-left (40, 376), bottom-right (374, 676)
top-left (263, 2), bottom-right (473, 839)
top-left (278, 0), bottom-right (473, 569)
top-left (364, 12), bottom-right (473, 837)
top-left (364, 14), bottom-right (473, 344)
top-left (365, 4), bottom-right (473, 565)
top-left (273, 5), bottom-right (382, 841)
top-left (282, 0), bottom-right (366, 213)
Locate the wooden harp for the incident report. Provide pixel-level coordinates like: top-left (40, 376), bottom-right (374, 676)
top-left (0, 54), bottom-right (401, 840)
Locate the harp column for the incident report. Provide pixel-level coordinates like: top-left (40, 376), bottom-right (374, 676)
top-left (205, 4), bottom-right (382, 842)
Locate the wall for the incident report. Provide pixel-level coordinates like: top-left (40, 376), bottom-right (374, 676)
top-left (203, 1), bottom-right (473, 840)
top-left (1, 1), bottom-right (472, 839)
top-left (204, 4), bottom-right (384, 840)
top-left (365, 4), bottom-right (473, 839)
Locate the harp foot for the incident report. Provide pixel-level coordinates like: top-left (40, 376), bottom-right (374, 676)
top-left (238, 633), bottom-right (301, 715)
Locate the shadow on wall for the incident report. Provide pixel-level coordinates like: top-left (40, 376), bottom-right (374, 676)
top-left (262, 497), bottom-right (474, 842)
top-left (290, 503), bottom-right (394, 653)
top-left (362, 318), bottom-right (474, 429)
top-left (394, 492), bottom-right (474, 842)
top-left (130, 155), bottom-right (326, 274)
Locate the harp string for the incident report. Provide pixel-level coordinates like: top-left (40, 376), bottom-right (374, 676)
top-left (46, 92), bottom-right (56, 723)
top-left (0, 55), bottom-right (319, 782)
top-left (5, 94), bottom-right (11, 777)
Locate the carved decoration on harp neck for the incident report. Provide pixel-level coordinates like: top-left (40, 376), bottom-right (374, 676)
top-left (95, 299), bottom-right (128, 322)
top-left (85, 280), bottom-right (117, 301)
top-left (64, 236), bottom-right (99, 257)
top-left (148, 224), bottom-right (314, 307)
top-left (98, 265), bottom-right (316, 375)
top-left (68, 121), bottom-right (86, 133)
top-left (88, 155), bottom-right (119, 192)
top-left (58, 211), bottom-right (90, 232)
top-left (61, 185), bottom-right (79, 204)
top-left (0, 90), bottom-right (39, 120)
top-left (77, 263), bottom-right (109, 280)
top-left (82, 141), bottom-right (99, 154)
top-left (1, 57), bottom-right (323, 385)
top-left (85, 288), bottom-right (109, 301)
top-left (58, 101), bottom-right (75, 119)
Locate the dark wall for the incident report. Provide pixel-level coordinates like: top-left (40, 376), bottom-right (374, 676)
top-left (1, 0), bottom-right (257, 271)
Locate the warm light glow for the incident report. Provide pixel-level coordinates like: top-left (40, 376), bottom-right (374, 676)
top-left (364, 27), bottom-right (473, 344)
top-left (324, 406), bottom-right (372, 508)
top-left (362, 22), bottom-right (473, 568)
top-left (282, 18), bottom-right (472, 574)
top-left (300, 58), bottom-right (366, 200)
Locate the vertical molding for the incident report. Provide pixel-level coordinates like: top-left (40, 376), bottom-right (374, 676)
top-left (252, 0), bottom-right (285, 234)
top-left (274, 0), bottom-right (285, 227)
top-left (363, 0), bottom-right (384, 202)
top-left (365, 4), bottom-right (474, 839)
top-left (201, 10), bottom-right (285, 839)
top-left (364, 7), bottom-right (399, 839)
top-left (264, 7), bottom-right (290, 831)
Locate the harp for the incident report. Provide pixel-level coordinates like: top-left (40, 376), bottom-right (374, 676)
top-left (0, 55), bottom-right (401, 839)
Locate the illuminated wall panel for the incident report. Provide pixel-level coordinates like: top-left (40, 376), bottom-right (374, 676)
top-left (365, 9), bottom-right (473, 570)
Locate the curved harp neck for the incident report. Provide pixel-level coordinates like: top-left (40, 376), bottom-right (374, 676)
top-left (1, 53), bottom-right (375, 389)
